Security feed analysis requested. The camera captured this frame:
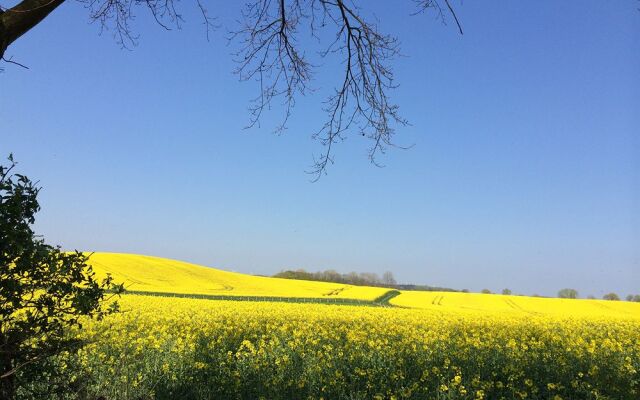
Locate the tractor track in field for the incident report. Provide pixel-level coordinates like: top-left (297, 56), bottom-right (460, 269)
top-left (120, 289), bottom-right (402, 308)
top-left (372, 290), bottom-right (401, 307)
top-left (503, 298), bottom-right (540, 315)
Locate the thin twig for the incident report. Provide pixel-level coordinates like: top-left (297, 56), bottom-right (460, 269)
top-left (2, 56), bottom-right (29, 69)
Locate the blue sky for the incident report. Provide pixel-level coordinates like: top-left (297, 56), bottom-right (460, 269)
top-left (2, 1), bottom-right (638, 297)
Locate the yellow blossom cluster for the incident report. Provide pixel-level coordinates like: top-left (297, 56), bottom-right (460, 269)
top-left (64, 294), bottom-right (639, 400)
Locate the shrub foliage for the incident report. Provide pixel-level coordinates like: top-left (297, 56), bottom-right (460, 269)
top-left (0, 155), bottom-right (122, 399)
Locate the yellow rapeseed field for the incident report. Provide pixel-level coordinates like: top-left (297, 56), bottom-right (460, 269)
top-left (60, 294), bottom-right (640, 400)
top-left (63, 254), bottom-right (640, 399)
top-left (391, 291), bottom-right (640, 319)
top-left (86, 252), bottom-right (388, 300)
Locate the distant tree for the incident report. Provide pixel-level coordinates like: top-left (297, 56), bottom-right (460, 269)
top-left (359, 272), bottom-right (381, 286)
top-left (382, 271), bottom-right (397, 286)
top-left (624, 294), bottom-right (640, 302)
top-left (0, 155), bottom-right (124, 398)
top-left (323, 269), bottom-right (343, 284)
top-left (481, 289), bottom-right (492, 294)
top-left (274, 269), bottom-right (317, 281)
top-left (461, 289), bottom-right (469, 293)
top-left (501, 288), bottom-right (512, 295)
top-left (343, 272), bottom-right (357, 285)
top-left (602, 293), bottom-right (620, 301)
top-left (587, 295), bottom-right (596, 300)
top-left (558, 288), bottom-right (578, 299)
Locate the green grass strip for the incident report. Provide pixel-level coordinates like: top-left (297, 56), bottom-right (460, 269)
top-left (120, 289), bottom-right (400, 307)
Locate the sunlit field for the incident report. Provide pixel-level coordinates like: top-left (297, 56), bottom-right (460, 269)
top-left (44, 254), bottom-right (639, 399)
top-left (391, 291), bottom-right (640, 319)
top-left (46, 281), bottom-right (640, 400)
top-left (87, 253), bottom-right (388, 301)
top-left (56, 295), bottom-right (639, 400)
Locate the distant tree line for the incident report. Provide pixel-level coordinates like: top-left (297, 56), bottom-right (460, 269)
top-left (273, 269), bottom-right (395, 287)
top-left (272, 269), bottom-right (459, 292)
top-left (272, 270), bottom-right (640, 300)
top-left (394, 284), bottom-right (460, 292)
top-left (625, 294), bottom-right (640, 302)
top-left (460, 287), bottom-right (640, 300)
top-left (558, 288), bottom-right (640, 302)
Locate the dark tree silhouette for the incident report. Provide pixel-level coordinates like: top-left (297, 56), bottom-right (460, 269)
top-left (558, 288), bottom-right (578, 299)
top-left (0, 0), bottom-right (461, 178)
top-left (602, 293), bottom-right (620, 301)
top-left (0, 155), bottom-right (124, 398)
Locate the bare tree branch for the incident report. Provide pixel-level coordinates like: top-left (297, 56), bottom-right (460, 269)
top-left (1, 0), bottom-right (463, 178)
top-left (308, 0), bottom-right (408, 179)
top-left (232, 0), bottom-right (460, 179)
top-left (414, 0), bottom-right (463, 34)
top-left (76, 0), bottom-right (215, 48)
top-left (231, 0), bottom-right (312, 133)
top-left (1, 55), bottom-right (28, 68)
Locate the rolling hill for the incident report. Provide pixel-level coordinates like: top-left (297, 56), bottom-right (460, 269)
top-left (86, 253), bottom-right (640, 318)
top-left (391, 290), bottom-right (640, 318)
top-left (86, 252), bottom-right (389, 301)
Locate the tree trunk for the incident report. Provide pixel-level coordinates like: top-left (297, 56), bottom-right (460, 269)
top-left (0, 351), bottom-right (15, 400)
top-left (0, 331), bottom-right (15, 400)
top-left (0, 0), bottom-right (66, 60)
top-left (0, 375), bottom-right (15, 400)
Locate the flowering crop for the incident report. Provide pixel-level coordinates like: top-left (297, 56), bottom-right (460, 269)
top-left (59, 294), bottom-right (640, 400)
top-left (391, 291), bottom-right (640, 319)
top-left (87, 253), bottom-right (387, 300)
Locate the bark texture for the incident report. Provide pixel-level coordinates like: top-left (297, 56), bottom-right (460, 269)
top-left (0, 0), bottom-right (65, 59)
